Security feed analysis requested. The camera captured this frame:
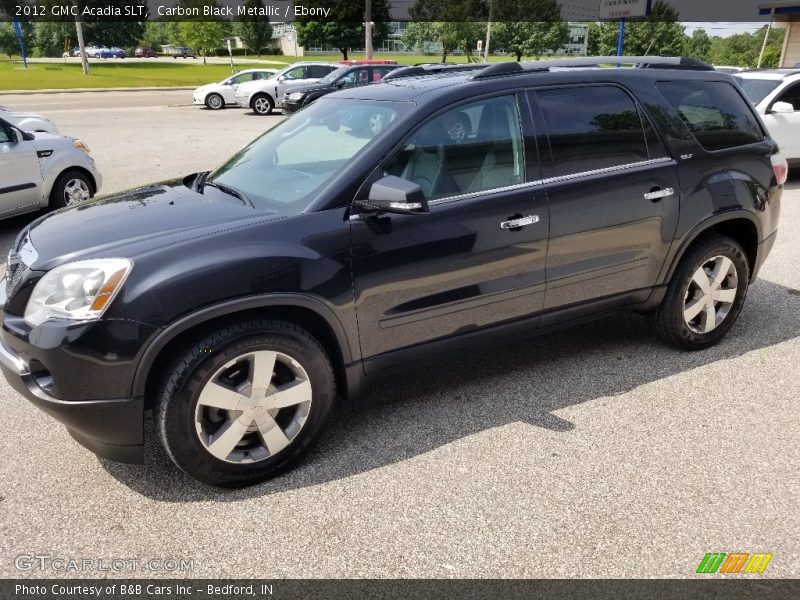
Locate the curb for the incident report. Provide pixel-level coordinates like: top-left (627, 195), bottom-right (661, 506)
top-left (0, 86), bottom-right (196, 95)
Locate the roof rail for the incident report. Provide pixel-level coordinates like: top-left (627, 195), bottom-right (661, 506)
top-left (383, 63), bottom-right (485, 81)
top-left (472, 56), bottom-right (714, 79)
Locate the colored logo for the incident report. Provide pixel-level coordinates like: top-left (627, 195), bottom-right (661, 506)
top-left (696, 552), bottom-right (773, 574)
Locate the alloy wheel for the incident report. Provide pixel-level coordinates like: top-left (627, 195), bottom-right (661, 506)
top-left (63, 178), bottom-right (91, 206)
top-left (194, 350), bottom-right (312, 463)
top-left (683, 255), bottom-right (739, 334)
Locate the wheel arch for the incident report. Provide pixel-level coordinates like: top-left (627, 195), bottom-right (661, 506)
top-left (133, 294), bottom-right (356, 405)
top-left (665, 212), bottom-right (760, 284)
top-left (250, 91), bottom-right (274, 108)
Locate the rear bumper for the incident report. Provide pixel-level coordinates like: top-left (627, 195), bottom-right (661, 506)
top-left (0, 336), bottom-right (144, 464)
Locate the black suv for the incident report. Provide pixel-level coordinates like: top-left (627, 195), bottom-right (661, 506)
top-left (0, 57), bottom-right (786, 487)
top-left (282, 64), bottom-right (398, 114)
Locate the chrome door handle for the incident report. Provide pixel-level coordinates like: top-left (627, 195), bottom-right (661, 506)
top-left (500, 215), bottom-right (539, 230)
top-left (644, 187), bottom-right (675, 201)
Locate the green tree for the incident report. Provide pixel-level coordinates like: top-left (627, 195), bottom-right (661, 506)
top-left (490, 0), bottom-right (568, 61)
top-left (709, 26), bottom-right (784, 68)
top-left (403, 21), bottom-right (483, 62)
top-left (234, 0), bottom-right (272, 56)
top-left (294, 0), bottom-right (390, 60)
top-left (586, 21), bottom-right (600, 56)
top-left (177, 21), bottom-right (224, 63)
top-left (595, 0), bottom-right (685, 56)
top-left (405, 0), bottom-right (484, 62)
top-left (139, 21), bottom-right (174, 52)
top-left (685, 28), bottom-right (711, 62)
top-left (0, 18), bottom-right (34, 58)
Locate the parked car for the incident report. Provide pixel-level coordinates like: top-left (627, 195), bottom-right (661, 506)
top-left (171, 47), bottom-right (197, 59)
top-left (135, 47), bottom-right (158, 58)
top-left (108, 47), bottom-right (126, 59)
top-left (0, 116), bottom-right (100, 220)
top-left (0, 57), bottom-right (785, 487)
top-left (735, 68), bottom-right (800, 165)
top-left (282, 64), bottom-right (398, 114)
top-left (337, 60), bottom-right (398, 66)
top-left (0, 107), bottom-right (58, 134)
top-left (193, 69), bottom-right (278, 110)
top-left (62, 47), bottom-right (80, 58)
top-left (233, 62), bottom-right (339, 115)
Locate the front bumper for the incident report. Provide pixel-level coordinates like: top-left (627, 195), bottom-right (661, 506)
top-left (282, 99), bottom-right (303, 114)
top-left (0, 336), bottom-right (144, 463)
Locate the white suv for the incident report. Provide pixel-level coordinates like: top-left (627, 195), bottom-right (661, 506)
top-left (0, 117), bottom-right (101, 219)
top-left (233, 62), bottom-right (339, 115)
top-left (736, 69), bottom-right (800, 165)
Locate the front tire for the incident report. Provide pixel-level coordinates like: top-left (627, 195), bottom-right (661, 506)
top-left (156, 320), bottom-right (336, 487)
top-left (49, 169), bottom-right (93, 209)
top-left (205, 93), bottom-right (224, 110)
top-left (251, 93), bottom-right (274, 115)
top-left (653, 235), bottom-right (749, 350)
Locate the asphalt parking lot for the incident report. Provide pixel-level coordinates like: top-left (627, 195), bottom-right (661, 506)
top-left (0, 90), bottom-right (798, 579)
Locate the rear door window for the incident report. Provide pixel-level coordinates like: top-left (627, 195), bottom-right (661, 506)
top-left (774, 82), bottom-right (800, 110)
top-left (656, 80), bottom-right (764, 151)
top-left (536, 85), bottom-right (650, 177)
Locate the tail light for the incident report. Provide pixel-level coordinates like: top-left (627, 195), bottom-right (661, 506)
top-left (772, 153), bottom-right (788, 186)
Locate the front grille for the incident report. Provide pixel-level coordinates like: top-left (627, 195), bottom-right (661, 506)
top-left (6, 233), bottom-right (36, 296)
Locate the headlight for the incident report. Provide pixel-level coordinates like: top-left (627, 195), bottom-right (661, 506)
top-left (73, 139), bottom-right (90, 154)
top-left (24, 258), bottom-right (132, 326)
top-left (287, 92), bottom-right (304, 101)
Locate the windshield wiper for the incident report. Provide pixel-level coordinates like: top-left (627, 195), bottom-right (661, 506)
top-left (203, 180), bottom-right (254, 208)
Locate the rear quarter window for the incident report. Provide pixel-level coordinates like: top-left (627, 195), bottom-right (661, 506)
top-left (656, 80), bottom-right (764, 151)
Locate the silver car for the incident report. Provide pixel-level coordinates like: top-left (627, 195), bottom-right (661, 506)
top-left (0, 117), bottom-right (102, 219)
top-left (233, 62), bottom-right (339, 115)
top-left (0, 106), bottom-right (59, 134)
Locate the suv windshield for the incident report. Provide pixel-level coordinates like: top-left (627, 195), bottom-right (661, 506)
top-left (207, 98), bottom-right (409, 214)
top-left (734, 77), bottom-right (781, 105)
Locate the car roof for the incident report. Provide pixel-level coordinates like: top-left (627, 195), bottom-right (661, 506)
top-left (330, 61), bottom-right (732, 105)
top-left (737, 68), bottom-right (800, 79)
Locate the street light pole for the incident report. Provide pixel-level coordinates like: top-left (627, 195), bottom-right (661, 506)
top-left (365, 0), bottom-right (373, 60)
top-left (74, 10), bottom-right (89, 75)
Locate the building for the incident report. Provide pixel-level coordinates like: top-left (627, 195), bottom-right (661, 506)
top-left (759, 1), bottom-right (800, 67)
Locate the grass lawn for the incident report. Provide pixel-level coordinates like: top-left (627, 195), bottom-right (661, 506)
top-left (0, 60), bottom-right (278, 91)
top-left (0, 52), bottom-right (550, 91)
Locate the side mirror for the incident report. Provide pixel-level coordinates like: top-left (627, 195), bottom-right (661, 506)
top-left (277, 75), bottom-right (286, 82)
top-left (354, 175), bottom-right (430, 216)
top-left (770, 101), bottom-right (795, 114)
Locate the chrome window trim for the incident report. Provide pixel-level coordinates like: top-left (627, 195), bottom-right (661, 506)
top-left (425, 157), bottom-right (674, 206)
top-left (538, 157), bottom-right (675, 186)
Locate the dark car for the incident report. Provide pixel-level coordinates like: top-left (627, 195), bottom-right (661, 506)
top-left (135, 47), bottom-right (158, 58)
top-left (282, 64), bottom-right (398, 114)
top-left (0, 57), bottom-right (786, 487)
top-left (171, 47), bottom-right (196, 59)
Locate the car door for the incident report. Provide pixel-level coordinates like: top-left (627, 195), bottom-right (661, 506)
top-left (529, 84), bottom-right (681, 312)
top-left (0, 121), bottom-right (42, 217)
top-left (763, 80), bottom-right (800, 160)
top-left (351, 93), bottom-right (549, 371)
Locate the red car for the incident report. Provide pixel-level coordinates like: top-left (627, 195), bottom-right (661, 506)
top-left (135, 48), bottom-right (157, 58)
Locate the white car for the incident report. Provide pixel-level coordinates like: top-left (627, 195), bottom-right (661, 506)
top-left (0, 116), bottom-right (101, 219)
top-left (192, 69), bottom-right (277, 110)
top-left (0, 107), bottom-right (58, 134)
top-left (735, 69), bottom-right (800, 166)
top-left (233, 62), bottom-right (339, 115)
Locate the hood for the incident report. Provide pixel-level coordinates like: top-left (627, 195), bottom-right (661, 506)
top-left (26, 176), bottom-right (268, 270)
top-left (195, 82), bottom-right (223, 93)
top-left (285, 83), bottom-right (335, 96)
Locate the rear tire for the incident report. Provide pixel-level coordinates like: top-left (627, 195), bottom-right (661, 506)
top-left (156, 319), bottom-right (336, 487)
top-left (653, 235), bottom-right (749, 350)
top-left (251, 93), bottom-right (274, 115)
